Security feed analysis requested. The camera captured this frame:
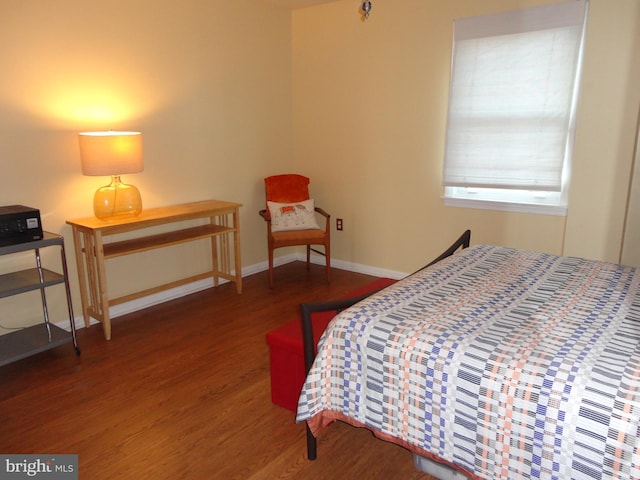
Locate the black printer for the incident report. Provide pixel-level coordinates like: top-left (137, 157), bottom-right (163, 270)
top-left (0, 205), bottom-right (44, 247)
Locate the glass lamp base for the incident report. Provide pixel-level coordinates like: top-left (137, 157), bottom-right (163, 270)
top-left (93, 175), bottom-right (143, 220)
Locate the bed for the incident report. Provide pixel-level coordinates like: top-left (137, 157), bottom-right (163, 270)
top-left (296, 232), bottom-right (640, 479)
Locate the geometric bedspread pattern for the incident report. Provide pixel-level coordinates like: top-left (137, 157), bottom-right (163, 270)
top-left (296, 245), bottom-right (640, 479)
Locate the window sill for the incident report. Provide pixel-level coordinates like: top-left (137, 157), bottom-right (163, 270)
top-left (443, 196), bottom-right (567, 216)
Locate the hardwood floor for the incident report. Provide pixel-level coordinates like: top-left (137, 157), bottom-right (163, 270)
top-left (0, 262), bottom-right (435, 480)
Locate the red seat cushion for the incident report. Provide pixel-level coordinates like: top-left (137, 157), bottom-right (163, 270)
top-left (266, 277), bottom-right (396, 412)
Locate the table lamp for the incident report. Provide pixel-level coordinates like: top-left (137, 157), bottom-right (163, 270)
top-left (78, 131), bottom-right (144, 220)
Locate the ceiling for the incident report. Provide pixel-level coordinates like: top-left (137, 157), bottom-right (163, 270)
top-left (260, 0), bottom-right (340, 9)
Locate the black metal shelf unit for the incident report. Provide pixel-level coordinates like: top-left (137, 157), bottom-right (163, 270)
top-left (0, 232), bottom-right (80, 367)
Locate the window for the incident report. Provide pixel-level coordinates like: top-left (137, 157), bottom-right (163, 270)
top-left (442, 0), bottom-right (589, 215)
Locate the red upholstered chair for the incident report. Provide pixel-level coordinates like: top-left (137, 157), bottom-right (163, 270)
top-left (259, 174), bottom-right (331, 287)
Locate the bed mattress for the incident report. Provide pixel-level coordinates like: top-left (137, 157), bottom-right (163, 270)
top-left (296, 245), bottom-right (640, 479)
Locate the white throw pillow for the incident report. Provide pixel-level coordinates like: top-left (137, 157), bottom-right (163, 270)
top-left (267, 199), bottom-right (320, 232)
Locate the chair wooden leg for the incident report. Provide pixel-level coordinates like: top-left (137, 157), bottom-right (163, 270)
top-left (306, 245), bottom-right (311, 270)
top-left (268, 248), bottom-right (275, 288)
top-left (325, 243), bottom-right (331, 283)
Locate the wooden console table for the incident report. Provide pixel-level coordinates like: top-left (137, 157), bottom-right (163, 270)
top-left (66, 200), bottom-right (242, 340)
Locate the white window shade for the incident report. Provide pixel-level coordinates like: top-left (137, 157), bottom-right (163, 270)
top-left (443, 0), bottom-right (588, 192)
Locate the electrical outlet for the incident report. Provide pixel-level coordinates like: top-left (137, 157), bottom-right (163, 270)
top-left (336, 218), bottom-right (343, 231)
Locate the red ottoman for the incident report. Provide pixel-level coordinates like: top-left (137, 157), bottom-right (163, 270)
top-left (266, 277), bottom-right (397, 412)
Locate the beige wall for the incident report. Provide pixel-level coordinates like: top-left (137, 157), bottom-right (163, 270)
top-left (0, 0), bottom-right (293, 331)
top-left (565, 0), bottom-right (640, 263)
top-left (292, 0), bottom-right (640, 271)
top-left (1, 0), bottom-right (639, 333)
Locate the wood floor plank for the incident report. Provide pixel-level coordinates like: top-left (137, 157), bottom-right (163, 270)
top-left (0, 262), bottom-right (435, 479)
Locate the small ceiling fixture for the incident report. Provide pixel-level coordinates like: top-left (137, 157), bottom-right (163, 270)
top-left (361, 0), bottom-right (372, 19)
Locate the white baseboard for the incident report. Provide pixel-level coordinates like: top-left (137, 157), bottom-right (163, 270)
top-left (326, 256), bottom-right (406, 280)
top-left (56, 254), bottom-right (407, 332)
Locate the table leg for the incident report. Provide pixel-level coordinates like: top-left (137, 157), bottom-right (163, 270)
top-left (233, 208), bottom-right (242, 294)
top-left (71, 227), bottom-right (91, 329)
top-left (210, 215), bottom-right (219, 287)
top-left (93, 231), bottom-right (112, 340)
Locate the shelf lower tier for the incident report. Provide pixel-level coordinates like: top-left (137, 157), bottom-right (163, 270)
top-left (0, 323), bottom-right (75, 367)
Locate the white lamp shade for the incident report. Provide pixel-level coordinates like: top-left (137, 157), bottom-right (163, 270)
top-left (79, 131), bottom-right (143, 176)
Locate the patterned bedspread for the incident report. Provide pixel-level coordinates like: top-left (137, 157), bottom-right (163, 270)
top-left (296, 245), bottom-right (640, 479)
